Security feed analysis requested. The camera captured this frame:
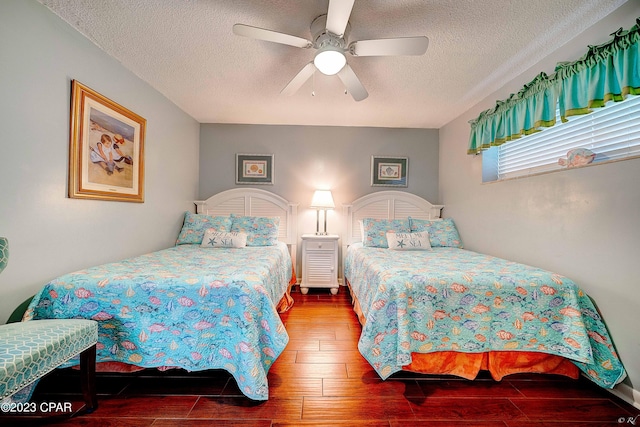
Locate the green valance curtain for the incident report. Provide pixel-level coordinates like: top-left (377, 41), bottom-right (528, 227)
top-left (468, 17), bottom-right (640, 155)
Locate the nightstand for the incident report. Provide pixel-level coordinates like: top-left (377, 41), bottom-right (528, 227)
top-left (300, 234), bottom-right (340, 295)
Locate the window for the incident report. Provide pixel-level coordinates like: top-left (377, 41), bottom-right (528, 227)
top-left (483, 95), bottom-right (640, 182)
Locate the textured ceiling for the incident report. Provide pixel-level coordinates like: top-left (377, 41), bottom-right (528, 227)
top-left (40, 0), bottom-right (627, 128)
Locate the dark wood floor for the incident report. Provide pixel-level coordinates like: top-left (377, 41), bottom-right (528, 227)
top-left (3, 286), bottom-right (639, 426)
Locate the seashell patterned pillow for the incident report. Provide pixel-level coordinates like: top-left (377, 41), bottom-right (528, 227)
top-left (361, 218), bottom-right (410, 248)
top-left (176, 212), bottom-right (232, 245)
top-left (230, 214), bottom-right (280, 246)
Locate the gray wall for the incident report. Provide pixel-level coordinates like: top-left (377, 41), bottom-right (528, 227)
top-left (0, 0), bottom-right (200, 322)
top-left (439, 2), bottom-right (640, 400)
top-left (200, 124), bottom-right (439, 273)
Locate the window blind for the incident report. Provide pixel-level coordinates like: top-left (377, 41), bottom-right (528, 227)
top-left (496, 95), bottom-right (640, 180)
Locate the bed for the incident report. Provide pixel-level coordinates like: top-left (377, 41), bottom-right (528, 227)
top-left (24, 188), bottom-right (298, 400)
top-left (343, 191), bottom-right (626, 389)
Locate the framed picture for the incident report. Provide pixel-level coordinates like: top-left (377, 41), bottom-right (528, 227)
top-left (236, 154), bottom-right (274, 185)
top-left (371, 156), bottom-right (408, 187)
top-left (68, 80), bottom-right (146, 202)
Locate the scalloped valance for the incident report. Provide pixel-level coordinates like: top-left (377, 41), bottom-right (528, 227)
top-left (468, 18), bottom-right (640, 155)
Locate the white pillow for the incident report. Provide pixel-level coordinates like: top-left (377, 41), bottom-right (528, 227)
top-left (201, 229), bottom-right (247, 248)
top-left (386, 232), bottom-right (432, 250)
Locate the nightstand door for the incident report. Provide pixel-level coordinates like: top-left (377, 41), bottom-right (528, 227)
top-left (304, 247), bottom-right (336, 286)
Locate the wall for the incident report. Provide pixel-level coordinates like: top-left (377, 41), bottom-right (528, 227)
top-left (439, 1), bottom-right (640, 405)
top-left (0, 0), bottom-right (200, 322)
top-left (200, 124), bottom-right (439, 272)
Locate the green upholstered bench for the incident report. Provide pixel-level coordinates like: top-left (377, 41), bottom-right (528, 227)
top-left (0, 319), bottom-right (98, 412)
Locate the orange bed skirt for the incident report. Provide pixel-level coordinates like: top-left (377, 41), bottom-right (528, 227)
top-left (276, 263), bottom-right (297, 313)
top-left (403, 350), bottom-right (578, 381)
top-left (346, 279), bottom-right (579, 381)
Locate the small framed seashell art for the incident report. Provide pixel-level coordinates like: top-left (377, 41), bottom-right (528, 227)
top-left (371, 155), bottom-right (408, 187)
top-left (236, 154), bottom-right (274, 185)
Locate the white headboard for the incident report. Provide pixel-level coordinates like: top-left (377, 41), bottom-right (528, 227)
top-left (343, 191), bottom-right (443, 248)
top-left (195, 188), bottom-right (298, 265)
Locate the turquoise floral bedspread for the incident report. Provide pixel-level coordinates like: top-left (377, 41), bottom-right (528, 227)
top-left (25, 243), bottom-right (292, 400)
top-left (344, 244), bottom-right (626, 388)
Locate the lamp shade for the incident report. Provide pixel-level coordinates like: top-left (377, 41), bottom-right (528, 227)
top-left (310, 190), bottom-right (335, 209)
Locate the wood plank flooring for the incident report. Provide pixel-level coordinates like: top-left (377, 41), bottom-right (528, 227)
top-left (2, 286), bottom-right (638, 426)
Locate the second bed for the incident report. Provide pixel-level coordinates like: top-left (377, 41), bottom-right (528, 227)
top-left (343, 191), bottom-right (626, 390)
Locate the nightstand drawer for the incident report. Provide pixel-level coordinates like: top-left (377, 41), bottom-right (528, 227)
top-left (306, 241), bottom-right (336, 251)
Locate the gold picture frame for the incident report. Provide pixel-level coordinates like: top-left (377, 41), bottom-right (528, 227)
top-left (69, 80), bottom-right (146, 202)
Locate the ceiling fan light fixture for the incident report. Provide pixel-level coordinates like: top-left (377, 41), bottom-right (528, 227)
top-left (314, 46), bottom-right (346, 75)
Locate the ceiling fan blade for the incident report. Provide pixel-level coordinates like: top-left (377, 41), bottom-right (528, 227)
top-left (326, 0), bottom-right (355, 37)
top-left (233, 24), bottom-right (312, 49)
top-left (337, 64), bottom-right (368, 101)
top-left (349, 36), bottom-right (429, 56)
top-left (281, 62), bottom-right (316, 96)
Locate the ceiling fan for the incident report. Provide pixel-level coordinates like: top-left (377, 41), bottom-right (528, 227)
top-left (233, 0), bottom-right (429, 101)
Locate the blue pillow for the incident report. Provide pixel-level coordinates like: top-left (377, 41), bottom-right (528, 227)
top-left (230, 215), bottom-right (280, 246)
top-left (176, 212), bottom-right (232, 245)
top-left (361, 218), bottom-right (410, 248)
top-left (409, 217), bottom-right (463, 248)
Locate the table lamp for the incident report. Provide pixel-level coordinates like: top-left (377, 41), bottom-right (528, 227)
top-left (310, 190), bottom-right (335, 235)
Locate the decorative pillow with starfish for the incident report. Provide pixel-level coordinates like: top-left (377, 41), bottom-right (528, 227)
top-left (386, 232), bottom-right (431, 251)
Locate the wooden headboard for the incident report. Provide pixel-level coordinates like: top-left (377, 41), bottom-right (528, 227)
top-left (343, 191), bottom-right (443, 248)
top-left (195, 188), bottom-right (298, 265)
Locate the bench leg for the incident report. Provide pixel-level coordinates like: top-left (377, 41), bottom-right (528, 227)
top-left (79, 344), bottom-right (97, 412)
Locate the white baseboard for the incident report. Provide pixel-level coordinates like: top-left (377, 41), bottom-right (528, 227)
top-left (608, 382), bottom-right (640, 410)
